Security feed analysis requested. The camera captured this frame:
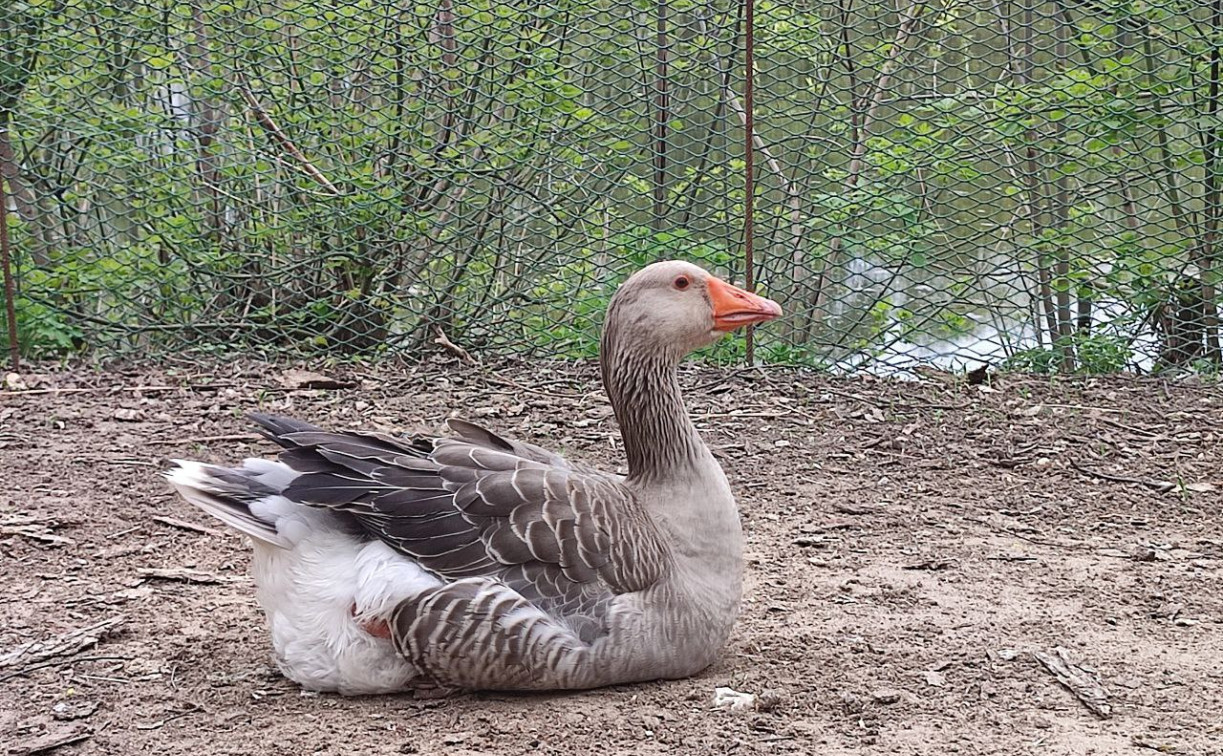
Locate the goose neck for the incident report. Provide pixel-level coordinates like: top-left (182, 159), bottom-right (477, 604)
top-left (600, 334), bottom-right (705, 482)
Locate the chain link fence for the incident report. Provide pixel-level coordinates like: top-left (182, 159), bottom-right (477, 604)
top-left (1, 0), bottom-right (1220, 373)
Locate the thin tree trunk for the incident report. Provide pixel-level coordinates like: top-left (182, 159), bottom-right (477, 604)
top-left (1053, 18), bottom-right (1074, 370)
top-left (0, 4), bottom-right (51, 266)
top-left (0, 118), bottom-right (44, 266)
top-left (1141, 32), bottom-right (1196, 244)
top-left (186, 3), bottom-right (225, 239)
top-left (679, 5), bottom-right (739, 228)
top-left (1003, 0), bottom-right (1059, 356)
top-left (806, 0), bottom-right (928, 336)
top-left (1196, 0), bottom-right (1223, 362)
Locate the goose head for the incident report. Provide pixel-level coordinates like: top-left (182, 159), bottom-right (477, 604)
top-left (603, 260), bottom-right (782, 360)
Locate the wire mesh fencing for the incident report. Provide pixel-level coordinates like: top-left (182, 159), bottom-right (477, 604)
top-left (1, 0), bottom-right (1220, 373)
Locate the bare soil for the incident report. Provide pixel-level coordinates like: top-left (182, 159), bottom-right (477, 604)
top-left (1, 359), bottom-right (1221, 756)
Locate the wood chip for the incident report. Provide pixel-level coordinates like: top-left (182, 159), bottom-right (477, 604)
top-left (0, 617), bottom-right (126, 670)
top-left (0, 525), bottom-right (75, 547)
top-left (8, 725), bottom-right (93, 756)
top-left (1033, 646), bottom-right (1112, 718)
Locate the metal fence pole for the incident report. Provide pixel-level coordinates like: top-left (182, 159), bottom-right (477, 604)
top-left (743, 0), bottom-right (755, 366)
top-left (0, 162), bottom-right (17, 372)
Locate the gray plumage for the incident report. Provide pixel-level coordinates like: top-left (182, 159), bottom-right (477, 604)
top-left (164, 260), bottom-right (781, 693)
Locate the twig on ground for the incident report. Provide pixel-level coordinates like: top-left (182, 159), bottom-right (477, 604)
top-left (1070, 458), bottom-right (1175, 493)
top-left (137, 568), bottom-right (242, 585)
top-left (155, 434), bottom-right (262, 445)
top-left (1003, 528), bottom-right (1048, 545)
top-left (1099, 417), bottom-right (1165, 438)
top-left (0, 385), bottom-right (184, 398)
top-left (833, 502), bottom-right (876, 516)
top-left (1132, 734), bottom-right (1186, 753)
top-left (75, 457), bottom-right (159, 468)
top-left (134, 705), bottom-right (204, 731)
top-left (482, 374), bottom-right (586, 399)
top-left (152, 516), bottom-right (225, 537)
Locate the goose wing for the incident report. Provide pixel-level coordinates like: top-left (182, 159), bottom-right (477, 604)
top-left (250, 413), bottom-right (667, 644)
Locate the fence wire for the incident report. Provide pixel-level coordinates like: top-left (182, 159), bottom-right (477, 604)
top-left (2, 0), bottom-right (1221, 373)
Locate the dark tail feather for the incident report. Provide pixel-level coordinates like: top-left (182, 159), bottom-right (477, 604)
top-left (246, 413), bottom-right (325, 449)
top-left (164, 460), bottom-right (287, 547)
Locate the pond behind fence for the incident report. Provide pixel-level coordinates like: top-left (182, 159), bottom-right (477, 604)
top-left (1, 0), bottom-right (1220, 374)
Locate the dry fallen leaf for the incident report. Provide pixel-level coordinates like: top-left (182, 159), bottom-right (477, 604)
top-left (280, 369), bottom-right (355, 390)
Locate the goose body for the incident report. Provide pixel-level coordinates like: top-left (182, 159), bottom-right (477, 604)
top-left (166, 261), bottom-right (781, 694)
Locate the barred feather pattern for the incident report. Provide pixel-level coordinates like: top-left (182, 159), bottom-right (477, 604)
top-left (239, 413), bottom-right (706, 690)
top-left (166, 261), bottom-right (749, 693)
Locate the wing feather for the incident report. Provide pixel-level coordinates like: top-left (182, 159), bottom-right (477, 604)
top-left (244, 413), bottom-right (668, 642)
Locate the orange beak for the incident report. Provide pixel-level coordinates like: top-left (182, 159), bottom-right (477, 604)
top-left (707, 276), bottom-right (783, 332)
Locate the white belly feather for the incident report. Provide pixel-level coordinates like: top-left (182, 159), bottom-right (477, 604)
top-left (169, 459), bottom-right (441, 695)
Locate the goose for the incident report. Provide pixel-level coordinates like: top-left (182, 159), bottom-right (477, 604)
top-left (165, 260), bottom-right (782, 695)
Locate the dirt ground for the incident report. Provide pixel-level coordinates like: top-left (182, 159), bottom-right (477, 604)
top-left (1, 357), bottom-right (1221, 756)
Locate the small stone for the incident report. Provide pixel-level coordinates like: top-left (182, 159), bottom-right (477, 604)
top-left (996, 648), bottom-right (1021, 661)
top-left (871, 689), bottom-right (902, 705)
top-left (755, 691), bottom-right (783, 712)
top-left (52, 700), bottom-right (98, 721)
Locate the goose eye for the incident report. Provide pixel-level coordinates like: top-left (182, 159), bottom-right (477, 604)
top-left (674, 276), bottom-right (690, 290)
